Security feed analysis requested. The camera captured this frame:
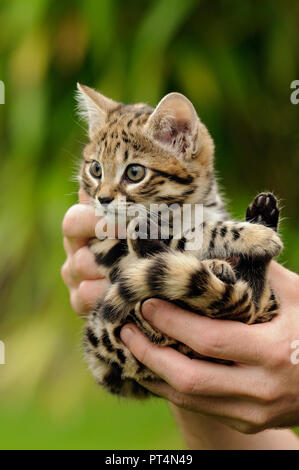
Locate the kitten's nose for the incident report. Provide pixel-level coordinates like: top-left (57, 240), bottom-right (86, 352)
top-left (98, 196), bottom-right (113, 205)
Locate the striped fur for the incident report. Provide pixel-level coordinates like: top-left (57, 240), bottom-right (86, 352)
top-left (76, 85), bottom-right (283, 397)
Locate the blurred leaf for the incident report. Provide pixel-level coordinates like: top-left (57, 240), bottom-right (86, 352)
top-left (129, 0), bottom-right (196, 103)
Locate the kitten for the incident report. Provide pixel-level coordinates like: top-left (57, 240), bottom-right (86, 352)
top-left (76, 84), bottom-right (282, 397)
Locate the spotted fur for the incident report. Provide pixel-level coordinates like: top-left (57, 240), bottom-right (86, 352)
top-left (76, 85), bottom-right (283, 397)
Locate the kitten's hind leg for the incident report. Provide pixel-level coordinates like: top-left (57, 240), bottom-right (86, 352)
top-left (246, 192), bottom-right (280, 232)
top-left (117, 250), bottom-right (255, 323)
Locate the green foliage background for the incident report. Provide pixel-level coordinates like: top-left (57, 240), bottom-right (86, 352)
top-left (0, 0), bottom-right (298, 449)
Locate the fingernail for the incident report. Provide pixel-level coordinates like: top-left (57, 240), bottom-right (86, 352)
top-left (120, 326), bottom-right (135, 345)
top-left (142, 300), bottom-right (157, 320)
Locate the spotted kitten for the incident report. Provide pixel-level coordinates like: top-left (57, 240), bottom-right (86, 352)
top-left (76, 84), bottom-right (282, 398)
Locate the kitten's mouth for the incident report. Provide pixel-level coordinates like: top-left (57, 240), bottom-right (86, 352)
top-left (95, 201), bottom-right (129, 217)
top-left (100, 204), bottom-right (142, 223)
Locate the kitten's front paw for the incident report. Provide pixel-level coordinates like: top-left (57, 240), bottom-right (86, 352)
top-left (246, 192), bottom-right (280, 231)
top-left (205, 259), bottom-right (237, 284)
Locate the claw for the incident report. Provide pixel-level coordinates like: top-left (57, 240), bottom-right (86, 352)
top-left (246, 192), bottom-right (280, 231)
top-left (257, 195), bottom-right (263, 206)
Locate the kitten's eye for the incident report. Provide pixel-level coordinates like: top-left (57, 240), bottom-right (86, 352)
top-left (126, 164), bottom-right (146, 182)
top-left (90, 161), bottom-right (102, 178)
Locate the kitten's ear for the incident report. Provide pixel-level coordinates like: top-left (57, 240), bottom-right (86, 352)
top-left (145, 92), bottom-right (199, 159)
top-left (76, 83), bottom-right (118, 139)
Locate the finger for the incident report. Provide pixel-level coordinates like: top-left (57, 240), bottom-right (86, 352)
top-left (61, 250), bottom-right (105, 291)
top-left (63, 237), bottom-right (74, 257)
top-left (142, 299), bottom-right (268, 364)
top-left (61, 259), bottom-right (78, 289)
top-left (141, 380), bottom-right (267, 432)
top-left (120, 325), bottom-right (260, 397)
top-left (62, 204), bottom-right (101, 252)
top-left (121, 324), bottom-right (193, 387)
top-left (79, 189), bottom-right (90, 205)
top-left (71, 247), bottom-right (104, 281)
top-left (141, 379), bottom-right (227, 414)
top-left (78, 191), bottom-right (121, 238)
top-left (70, 279), bottom-right (110, 316)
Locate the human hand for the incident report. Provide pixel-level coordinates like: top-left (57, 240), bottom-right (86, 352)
top-left (120, 262), bottom-right (299, 434)
top-left (61, 189), bottom-right (110, 316)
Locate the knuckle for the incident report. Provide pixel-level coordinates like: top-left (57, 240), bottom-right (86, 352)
top-left (61, 261), bottom-right (70, 284)
top-left (62, 205), bottom-right (82, 237)
top-left (259, 382), bottom-right (281, 404)
top-left (62, 207), bottom-right (76, 236)
top-left (267, 338), bottom-right (290, 369)
top-left (78, 281), bottom-right (92, 307)
top-left (176, 370), bottom-right (198, 394)
top-left (160, 310), bottom-right (175, 331)
top-left (250, 336), bottom-right (264, 363)
top-left (254, 409), bottom-right (270, 428)
top-left (73, 248), bottom-right (87, 277)
top-left (240, 409), bottom-right (271, 434)
top-left (137, 343), bottom-right (152, 365)
top-left (170, 391), bottom-right (192, 410)
top-left (70, 283), bottom-right (92, 316)
top-left (70, 290), bottom-right (80, 313)
top-left (238, 422), bottom-right (260, 435)
top-left (199, 329), bottom-right (223, 356)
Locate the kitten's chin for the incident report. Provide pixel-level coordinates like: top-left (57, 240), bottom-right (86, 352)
top-left (101, 207), bottom-right (136, 226)
top-left (94, 201), bottom-right (129, 219)
top-left (102, 211), bottom-right (128, 224)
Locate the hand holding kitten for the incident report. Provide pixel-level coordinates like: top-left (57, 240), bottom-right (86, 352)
top-left (121, 262), bottom-right (299, 435)
top-left (61, 189), bottom-right (110, 316)
top-left (61, 195), bottom-right (299, 435)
